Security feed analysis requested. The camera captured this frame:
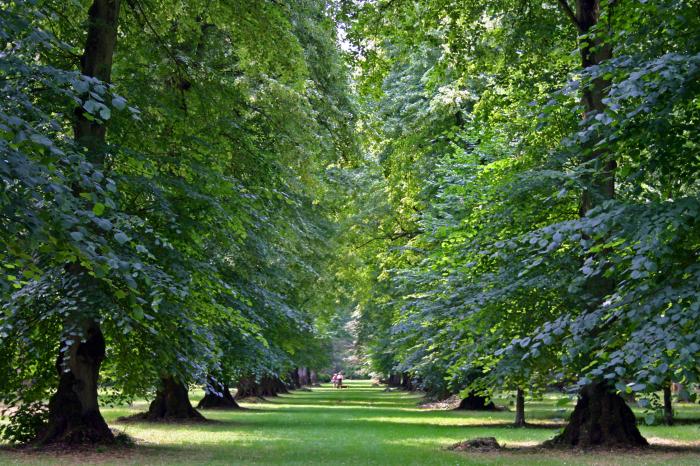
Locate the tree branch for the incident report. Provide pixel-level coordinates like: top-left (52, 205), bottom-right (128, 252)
top-left (557, 0), bottom-right (584, 33)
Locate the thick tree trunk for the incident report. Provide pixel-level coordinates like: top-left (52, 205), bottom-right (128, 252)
top-left (260, 376), bottom-right (279, 397)
top-left (514, 388), bottom-right (526, 427)
top-left (197, 376), bottom-right (240, 410)
top-left (455, 393), bottom-right (497, 411)
top-left (273, 377), bottom-right (290, 394)
top-left (663, 384), bottom-right (673, 426)
top-left (39, 0), bottom-right (122, 445)
top-left (145, 376), bottom-right (205, 421)
top-left (548, 382), bottom-right (646, 447)
top-left (36, 320), bottom-right (113, 444)
top-left (388, 372), bottom-right (402, 387)
top-left (310, 370), bottom-right (319, 386)
top-left (549, 0), bottom-right (647, 449)
top-left (401, 372), bottom-right (413, 391)
top-left (298, 367), bottom-right (310, 386)
top-left (288, 369), bottom-right (301, 389)
top-left (235, 377), bottom-right (257, 399)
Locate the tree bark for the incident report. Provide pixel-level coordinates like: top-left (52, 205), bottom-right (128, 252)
top-left (514, 388), bottom-right (526, 427)
top-left (455, 393), bottom-right (497, 411)
top-left (288, 369), bottom-right (301, 389)
top-left (298, 367), bottom-right (310, 386)
top-left (388, 372), bottom-right (402, 387)
top-left (145, 376), bottom-right (205, 421)
top-left (234, 377), bottom-right (257, 399)
top-left (547, 382), bottom-right (647, 447)
top-left (197, 376), bottom-right (240, 410)
top-left (39, 0), bottom-right (122, 445)
top-left (401, 372), bottom-right (413, 391)
top-left (663, 383), bottom-right (673, 426)
top-left (36, 320), bottom-right (113, 444)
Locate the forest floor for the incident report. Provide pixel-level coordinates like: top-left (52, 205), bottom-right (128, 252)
top-left (2, 380), bottom-right (700, 465)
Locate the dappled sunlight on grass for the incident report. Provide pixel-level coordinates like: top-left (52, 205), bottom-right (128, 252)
top-left (3, 380), bottom-right (700, 465)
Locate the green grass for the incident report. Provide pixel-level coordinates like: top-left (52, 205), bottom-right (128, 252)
top-left (2, 380), bottom-right (700, 465)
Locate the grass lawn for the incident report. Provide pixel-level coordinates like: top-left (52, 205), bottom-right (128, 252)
top-left (2, 380), bottom-right (700, 465)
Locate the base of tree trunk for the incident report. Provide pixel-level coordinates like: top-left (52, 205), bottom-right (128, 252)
top-left (35, 376), bottom-right (114, 445)
top-left (132, 377), bottom-right (205, 422)
top-left (546, 382), bottom-right (647, 448)
top-left (35, 321), bottom-right (114, 445)
top-left (197, 385), bottom-right (241, 410)
top-left (455, 393), bottom-right (497, 411)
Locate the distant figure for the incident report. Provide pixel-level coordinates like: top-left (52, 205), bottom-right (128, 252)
top-left (331, 373), bottom-right (338, 388)
top-left (337, 372), bottom-right (344, 389)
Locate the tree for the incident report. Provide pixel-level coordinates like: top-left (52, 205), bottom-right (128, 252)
top-left (345, 0), bottom-right (700, 447)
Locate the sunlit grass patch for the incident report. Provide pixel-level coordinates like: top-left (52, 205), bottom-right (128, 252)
top-left (2, 380), bottom-right (700, 465)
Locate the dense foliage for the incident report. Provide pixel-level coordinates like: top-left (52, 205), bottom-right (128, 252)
top-left (342, 0), bottom-right (700, 429)
top-left (1, 0), bottom-right (354, 442)
top-left (2, 0), bottom-right (699, 450)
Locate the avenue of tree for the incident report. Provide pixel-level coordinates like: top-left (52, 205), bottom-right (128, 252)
top-left (1, 0), bottom-right (699, 451)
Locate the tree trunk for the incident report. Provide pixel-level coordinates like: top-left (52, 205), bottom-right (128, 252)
top-left (260, 376), bottom-right (278, 397)
top-left (39, 0), bottom-right (122, 445)
top-left (36, 320), bottom-right (113, 444)
top-left (197, 376), bottom-right (240, 410)
top-left (289, 369), bottom-right (301, 389)
top-left (455, 393), bottom-right (497, 411)
top-left (310, 370), bottom-right (319, 386)
top-left (548, 382), bottom-right (647, 447)
top-left (514, 388), bottom-right (526, 427)
top-left (388, 372), bottom-right (402, 387)
top-left (273, 377), bottom-right (289, 394)
top-left (145, 376), bottom-right (205, 421)
top-left (663, 383), bottom-right (673, 426)
top-left (401, 372), bottom-right (413, 391)
top-left (298, 367), bottom-right (309, 386)
top-left (549, 0), bottom-right (647, 449)
top-left (235, 377), bottom-right (257, 399)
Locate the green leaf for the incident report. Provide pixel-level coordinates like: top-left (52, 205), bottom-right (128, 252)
top-left (114, 231), bottom-right (129, 244)
top-left (92, 203), bottom-right (106, 216)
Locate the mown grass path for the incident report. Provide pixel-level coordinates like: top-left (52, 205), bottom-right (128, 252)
top-left (2, 380), bottom-right (700, 465)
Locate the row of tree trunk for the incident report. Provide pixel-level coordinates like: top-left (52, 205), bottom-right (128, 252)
top-left (136, 367), bottom-right (318, 421)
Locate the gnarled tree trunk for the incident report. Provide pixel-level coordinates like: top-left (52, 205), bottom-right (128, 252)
top-left (145, 376), bottom-right (205, 421)
top-left (36, 320), bottom-right (113, 444)
top-left (197, 376), bottom-right (240, 410)
top-left (548, 382), bottom-right (646, 447)
top-left (39, 0), bottom-right (122, 445)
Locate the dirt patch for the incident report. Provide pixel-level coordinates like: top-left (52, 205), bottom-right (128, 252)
top-left (115, 412), bottom-right (213, 424)
top-left (419, 395), bottom-right (461, 410)
top-left (449, 437), bottom-right (501, 451)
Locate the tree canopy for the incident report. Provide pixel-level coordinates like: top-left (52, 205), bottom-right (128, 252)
top-left (1, 0), bottom-right (699, 450)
